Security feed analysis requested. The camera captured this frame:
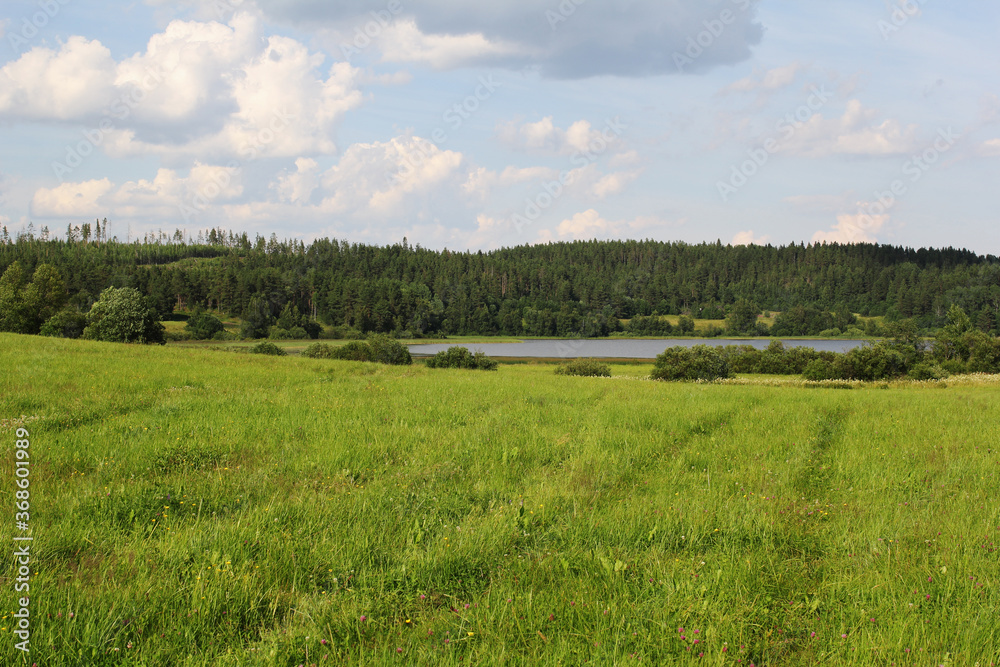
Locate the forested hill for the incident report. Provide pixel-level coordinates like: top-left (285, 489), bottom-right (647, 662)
top-left (2, 233), bottom-right (998, 336)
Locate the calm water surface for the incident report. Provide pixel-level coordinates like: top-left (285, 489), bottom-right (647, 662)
top-left (409, 338), bottom-right (867, 359)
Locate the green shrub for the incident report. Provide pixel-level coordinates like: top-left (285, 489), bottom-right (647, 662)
top-left (908, 362), bottom-right (950, 381)
top-left (82, 287), bottom-right (165, 345)
top-left (555, 359), bottom-right (611, 377)
top-left (312, 335), bottom-right (413, 365)
top-left (302, 320), bottom-right (323, 340)
top-left (967, 337), bottom-right (1000, 374)
top-left (940, 359), bottom-right (968, 375)
top-left (332, 341), bottom-right (375, 362)
top-left (802, 359), bottom-right (838, 381)
top-left (719, 341), bottom-right (834, 376)
top-left (248, 341), bottom-right (286, 356)
top-left (39, 308), bottom-right (87, 339)
top-left (425, 346), bottom-right (498, 371)
top-left (302, 343), bottom-right (337, 359)
top-left (185, 313), bottom-right (225, 340)
top-left (832, 342), bottom-right (906, 381)
top-left (268, 327), bottom-right (292, 340)
top-left (651, 345), bottom-right (731, 382)
top-left (366, 333), bottom-right (413, 366)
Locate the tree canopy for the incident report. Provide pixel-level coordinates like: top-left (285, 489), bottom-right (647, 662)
top-left (82, 287), bottom-right (165, 344)
top-left (2, 231), bottom-right (998, 338)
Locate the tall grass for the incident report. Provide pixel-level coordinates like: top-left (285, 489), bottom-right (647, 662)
top-left (0, 334), bottom-right (997, 665)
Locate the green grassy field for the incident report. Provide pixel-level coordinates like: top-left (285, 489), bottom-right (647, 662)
top-left (1, 334), bottom-right (998, 666)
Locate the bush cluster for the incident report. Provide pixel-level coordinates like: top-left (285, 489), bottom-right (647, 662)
top-left (39, 308), bottom-right (88, 339)
top-left (424, 346), bottom-right (498, 371)
top-left (721, 341), bottom-right (838, 375)
top-left (651, 345), bottom-right (732, 382)
top-left (185, 312), bottom-right (225, 340)
top-left (300, 334), bottom-right (412, 365)
top-left (248, 341), bottom-right (286, 356)
top-left (708, 310), bottom-right (1000, 381)
top-left (555, 359), bottom-right (611, 377)
top-left (301, 343), bottom-right (337, 359)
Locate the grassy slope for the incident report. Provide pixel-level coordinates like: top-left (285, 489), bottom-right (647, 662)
top-left (1, 334), bottom-right (998, 666)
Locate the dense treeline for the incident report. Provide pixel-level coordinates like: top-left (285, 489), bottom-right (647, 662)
top-left (1, 229), bottom-right (999, 337)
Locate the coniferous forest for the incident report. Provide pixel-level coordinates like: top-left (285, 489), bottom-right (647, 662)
top-left (1, 225), bottom-right (999, 338)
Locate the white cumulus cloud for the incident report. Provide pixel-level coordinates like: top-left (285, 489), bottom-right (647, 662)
top-left (1, 13), bottom-right (364, 163)
top-left (812, 210), bottom-right (890, 244)
top-left (732, 230), bottom-right (770, 245)
top-left (722, 63), bottom-right (802, 95)
top-left (497, 117), bottom-right (622, 156)
top-left (778, 100), bottom-right (920, 158)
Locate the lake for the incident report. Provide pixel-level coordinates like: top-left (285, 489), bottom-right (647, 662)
top-left (408, 338), bottom-right (868, 359)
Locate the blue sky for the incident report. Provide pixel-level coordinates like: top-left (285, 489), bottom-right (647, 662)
top-left (1, 0), bottom-right (998, 253)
